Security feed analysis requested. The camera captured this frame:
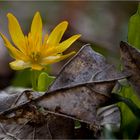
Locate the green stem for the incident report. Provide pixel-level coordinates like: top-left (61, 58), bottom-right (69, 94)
top-left (107, 94), bottom-right (140, 120)
top-left (31, 70), bottom-right (39, 91)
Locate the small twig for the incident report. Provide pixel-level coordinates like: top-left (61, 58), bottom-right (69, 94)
top-left (0, 122), bottom-right (7, 134)
top-left (11, 92), bottom-right (25, 108)
top-left (32, 127), bottom-right (36, 140)
top-left (0, 122), bottom-right (19, 140)
top-left (44, 110), bottom-right (101, 132)
top-left (47, 123), bottom-right (52, 139)
top-left (11, 90), bottom-right (33, 108)
top-left (44, 110), bottom-right (95, 125)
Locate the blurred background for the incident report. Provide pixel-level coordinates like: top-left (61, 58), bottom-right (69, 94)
top-left (0, 1), bottom-right (138, 89)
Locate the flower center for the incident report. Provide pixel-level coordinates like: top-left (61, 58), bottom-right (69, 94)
top-left (30, 52), bottom-right (41, 63)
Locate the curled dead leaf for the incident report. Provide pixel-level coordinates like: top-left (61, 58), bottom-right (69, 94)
top-left (120, 41), bottom-right (140, 97)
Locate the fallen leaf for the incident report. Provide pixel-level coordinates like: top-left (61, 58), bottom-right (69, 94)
top-left (50, 44), bottom-right (128, 92)
top-left (0, 44), bottom-right (129, 139)
top-left (0, 115), bottom-right (74, 139)
top-left (38, 44), bottom-right (128, 126)
top-left (120, 41), bottom-right (140, 97)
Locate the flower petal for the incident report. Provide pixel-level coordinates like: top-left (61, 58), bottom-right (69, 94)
top-left (56, 34), bottom-right (81, 53)
top-left (9, 60), bottom-right (30, 70)
top-left (7, 13), bottom-right (26, 53)
top-left (47, 21), bottom-right (68, 46)
top-left (31, 64), bottom-right (44, 70)
top-left (31, 12), bottom-right (42, 44)
top-left (43, 33), bottom-right (48, 46)
top-left (41, 51), bottom-right (75, 65)
top-left (0, 33), bottom-right (28, 61)
top-left (42, 34), bottom-right (81, 57)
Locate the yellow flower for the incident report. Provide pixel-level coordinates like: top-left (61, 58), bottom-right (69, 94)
top-left (0, 12), bottom-right (81, 70)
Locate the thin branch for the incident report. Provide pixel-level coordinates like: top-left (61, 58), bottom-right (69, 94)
top-left (47, 122), bottom-right (52, 139)
top-left (0, 122), bottom-right (19, 140)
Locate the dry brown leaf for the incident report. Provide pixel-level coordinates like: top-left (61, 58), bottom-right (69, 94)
top-left (37, 44), bottom-right (128, 127)
top-left (0, 44), bottom-right (129, 139)
top-left (120, 41), bottom-right (140, 97)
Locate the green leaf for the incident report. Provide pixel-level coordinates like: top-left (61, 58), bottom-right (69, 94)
top-left (118, 86), bottom-right (140, 139)
top-left (128, 4), bottom-right (140, 49)
top-left (74, 120), bottom-right (81, 129)
top-left (37, 72), bottom-right (55, 92)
